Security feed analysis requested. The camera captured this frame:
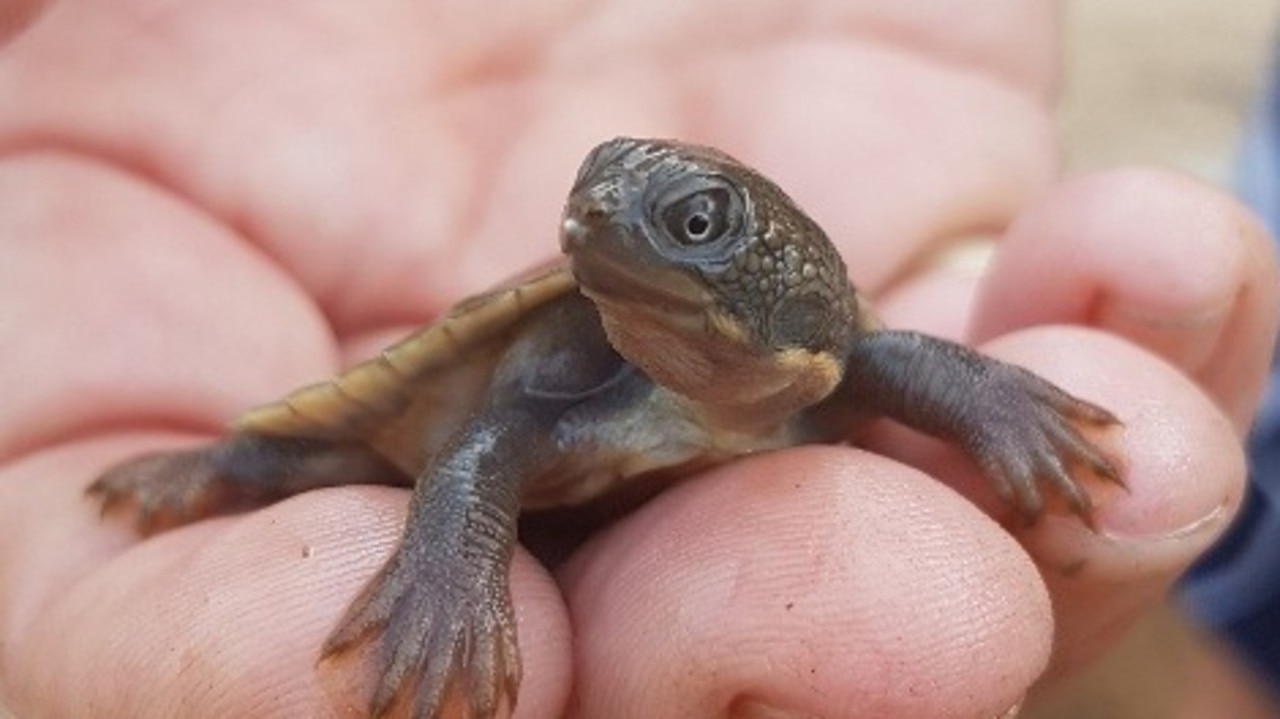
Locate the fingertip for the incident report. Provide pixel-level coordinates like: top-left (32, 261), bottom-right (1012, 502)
top-left (968, 329), bottom-right (1245, 675)
top-left (973, 167), bottom-right (1280, 431)
top-left (5, 477), bottom-right (572, 719)
top-left (990, 329), bottom-right (1241, 548)
top-left (562, 448), bottom-right (1052, 718)
top-left (855, 325), bottom-right (1245, 676)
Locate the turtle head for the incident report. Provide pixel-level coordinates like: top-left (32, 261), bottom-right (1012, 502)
top-left (561, 137), bottom-right (863, 418)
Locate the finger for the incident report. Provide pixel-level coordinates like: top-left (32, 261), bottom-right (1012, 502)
top-left (0, 438), bottom-right (572, 718)
top-left (1, 0), bottom-right (1060, 333)
top-left (867, 328), bottom-right (1245, 677)
top-left (0, 153), bottom-right (336, 461)
top-left (969, 169), bottom-right (1280, 432)
top-left (560, 447), bottom-right (1050, 718)
top-left (872, 240), bottom-right (993, 341)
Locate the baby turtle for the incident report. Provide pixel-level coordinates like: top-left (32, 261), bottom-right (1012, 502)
top-left (90, 137), bottom-right (1122, 719)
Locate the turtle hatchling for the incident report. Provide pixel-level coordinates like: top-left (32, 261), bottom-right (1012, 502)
top-left (90, 137), bottom-right (1123, 718)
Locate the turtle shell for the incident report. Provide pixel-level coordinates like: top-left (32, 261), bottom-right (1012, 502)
top-left (232, 259), bottom-right (578, 477)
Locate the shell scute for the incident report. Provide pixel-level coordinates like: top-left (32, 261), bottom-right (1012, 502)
top-left (232, 261), bottom-right (577, 464)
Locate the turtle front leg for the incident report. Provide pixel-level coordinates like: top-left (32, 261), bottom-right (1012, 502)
top-left (840, 330), bottom-right (1123, 526)
top-left (320, 297), bottom-right (634, 719)
top-left (320, 406), bottom-right (550, 719)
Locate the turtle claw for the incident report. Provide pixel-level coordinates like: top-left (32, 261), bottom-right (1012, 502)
top-left (969, 367), bottom-right (1124, 529)
top-left (322, 542), bottom-right (520, 719)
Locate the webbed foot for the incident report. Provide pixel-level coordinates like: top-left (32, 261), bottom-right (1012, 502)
top-left (321, 541), bottom-right (520, 719)
top-left (964, 364), bottom-right (1124, 528)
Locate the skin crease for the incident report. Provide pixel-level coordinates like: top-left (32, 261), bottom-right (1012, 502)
top-left (0, 2), bottom-right (1277, 718)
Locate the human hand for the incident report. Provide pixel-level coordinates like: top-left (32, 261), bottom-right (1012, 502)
top-left (1, 1), bottom-right (1275, 717)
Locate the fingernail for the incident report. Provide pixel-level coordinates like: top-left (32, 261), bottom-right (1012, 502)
top-left (1031, 498), bottom-right (1235, 580)
top-left (1097, 497), bottom-right (1233, 543)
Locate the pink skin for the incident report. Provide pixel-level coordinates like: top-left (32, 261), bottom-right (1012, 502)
top-left (0, 1), bottom-right (1275, 717)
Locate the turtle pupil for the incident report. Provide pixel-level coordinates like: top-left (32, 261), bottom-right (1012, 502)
top-left (686, 213), bottom-right (711, 239)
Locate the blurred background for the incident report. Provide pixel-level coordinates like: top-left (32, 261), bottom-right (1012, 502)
top-left (1042, 2), bottom-right (1280, 717)
top-left (1062, 0), bottom-right (1280, 185)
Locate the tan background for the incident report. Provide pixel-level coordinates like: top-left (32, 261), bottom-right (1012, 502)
top-left (1063, 0), bottom-right (1280, 185)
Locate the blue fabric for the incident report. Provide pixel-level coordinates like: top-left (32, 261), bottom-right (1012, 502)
top-left (1180, 52), bottom-right (1280, 695)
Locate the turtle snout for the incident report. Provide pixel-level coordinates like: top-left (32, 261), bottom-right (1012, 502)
top-left (560, 214), bottom-right (592, 251)
top-left (560, 195), bottom-right (615, 252)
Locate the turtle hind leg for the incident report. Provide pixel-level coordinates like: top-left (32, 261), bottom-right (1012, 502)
top-left (88, 433), bottom-right (412, 535)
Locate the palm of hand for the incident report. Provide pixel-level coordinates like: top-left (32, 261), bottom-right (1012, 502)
top-left (0, 2), bottom-right (1274, 718)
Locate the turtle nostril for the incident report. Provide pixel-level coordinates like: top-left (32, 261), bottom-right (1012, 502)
top-left (573, 197), bottom-right (611, 223)
top-left (561, 194), bottom-right (615, 252)
top-left (582, 203), bottom-right (608, 221)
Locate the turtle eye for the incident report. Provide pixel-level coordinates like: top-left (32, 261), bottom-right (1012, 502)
top-left (661, 187), bottom-right (735, 245)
